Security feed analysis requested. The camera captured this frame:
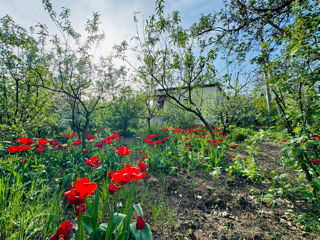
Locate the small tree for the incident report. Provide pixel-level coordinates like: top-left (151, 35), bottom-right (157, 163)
top-left (116, 0), bottom-right (220, 138)
top-left (33, 5), bottom-right (124, 148)
top-left (94, 89), bottom-right (144, 136)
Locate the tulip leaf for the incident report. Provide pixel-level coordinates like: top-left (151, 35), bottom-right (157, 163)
top-left (133, 203), bottom-right (143, 217)
top-left (91, 191), bottom-right (100, 231)
top-left (112, 213), bottom-right (126, 234)
top-left (130, 222), bottom-right (153, 240)
top-left (82, 216), bottom-right (93, 235)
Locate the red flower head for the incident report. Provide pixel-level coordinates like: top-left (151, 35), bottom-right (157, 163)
top-left (311, 159), bottom-right (320, 164)
top-left (111, 173), bottom-right (131, 185)
top-left (18, 137), bottom-right (34, 145)
top-left (164, 137), bottom-right (169, 142)
top-left (312, 134), bottom-right (320, 140)
top-left (95, 143), bottom-right (104, 148)
top-left (156, 140), bottom-right (162, 145)
top-left (74, 139), bottom-right (81, 146)
top-left (83, 149), bottom-right (89, 154)
top-left (218, 138), bottom-right (224, 142)
top-left (139, 151), bottom-right (143, 154)
top-left (184, 142), bottom-right (190, 146)
top-left (64, 178), bottom-right (98, 205)
top-left (188, 148), bottom-right (193, 152)
top-left (65, 134), bottom-right (72, 138)
top-left (102, 138), bottom-right (112, 144)
top-left (51, 140), bottom-right (58, 146)
top-left (74, 203), bottom-right (86, 216)
top-left (205, 147), bottom-right (210, 150)
top-left (136, 216), bottom-right (146, 230)
top-left (230, 145), bottom-right (238, 150)
top-left (70, 149), bottom-right (74, 153)
top-left (37, 147), bottom-right (45, 153)
top-left (139, 162), bottom-right (147, 171)
top-left (108, 170), bottom-right (115, 179)
top-left (281, 140), bottom-right (287, 143)
top-left (24, 145), bottom-right (31, 151)
top-left (49, 221), bottom-right (73, 240)
top-left (111, 164), bottom-right (146, 185)
top-left (115, 146), bottom-right (131, 156)
top-left (84, 157), bottom-right (101, 167)
top-left (86, 134), bottom-right (95, 140)
top-left (115, 130), bottom-right (120, 134)
top-left (22, 159), bottom-right (27, 164)
top-left (58, 144), bottom-right (63, 148)
top-left (108, 182), bottom-right (120, 195)
top-left (38, 139), bottom-right (49, 145)
top-left (115, 138), bottom-right (120, 142)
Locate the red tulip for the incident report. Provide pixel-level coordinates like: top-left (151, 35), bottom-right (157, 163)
top-left (108, 182), bottom-right (120, 195)
top-left (139, 162), bottom-right (147, 171)
top-left (230, 145), bottom-right (238, 150)
top-left (311, 159), bottom-right (320, 164)
top-left (64, 178), bottom-right (98, 205)
top-left (18, 137), bottom-right (34, 145)
top-left (49, 221), bottom-right (73, 240)
top-left (115, 146), bottom-right (131, 156)
top-left (84, 157), bottom-right (101, 167)
top-left (136, 216), bottom-right (146, 230)
top-left (38, 139), bottom-right (49, 145)
top-left (111, 173), bottom-right (131, 185)
top-left (107, 170), bottom-right (115, 179)
top-left (74, 203), bottom-right (86, 216)
top-left (95, 143), bottom-right (104, 147)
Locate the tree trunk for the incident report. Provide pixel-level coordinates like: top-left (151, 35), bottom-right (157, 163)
top-left (259, 33), bottom-right (272, 113)
top-left (147, 118), bottom-right (151, 132)
top-left (81, 131), bottom-right (86, 149)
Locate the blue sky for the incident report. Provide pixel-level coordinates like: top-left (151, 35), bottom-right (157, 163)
top-left (1, 0), bottom-right (223, 55)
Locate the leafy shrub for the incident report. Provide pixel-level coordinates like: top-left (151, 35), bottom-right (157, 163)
top-left (230, 127), bottom-right (255, 142)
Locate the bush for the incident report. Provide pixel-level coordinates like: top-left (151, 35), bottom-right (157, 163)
top-left (230, 127), bottom-right (255, 142)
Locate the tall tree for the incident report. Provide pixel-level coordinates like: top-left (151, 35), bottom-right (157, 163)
top-left (0, 15), bottom-right (56, 139)
top-left (34, 4), bottom-right (125, 148)
top-left (116, 0), bottom-right (220, 138)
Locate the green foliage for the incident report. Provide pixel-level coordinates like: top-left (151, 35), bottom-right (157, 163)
top-left (161, 103), bottom-right (197, 129)
top-left (0, 16), bottom-right (59, 139)
top-left (230, 127), bottom-right (255, 143)
top-left (94, 91), bottom-right (144, 137)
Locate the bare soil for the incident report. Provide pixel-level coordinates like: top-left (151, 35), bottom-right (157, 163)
top-left (136, 142), bottom-right (320, 240)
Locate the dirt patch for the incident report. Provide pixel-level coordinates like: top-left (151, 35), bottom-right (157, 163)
top-left (138, 170), bottom-right (318, 240)
top-left (134, 141), bottom-right (319, 240)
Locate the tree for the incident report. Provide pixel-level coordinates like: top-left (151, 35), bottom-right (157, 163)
top-left (94, 89), bottom-right (144, 136)
top-left (116, 0), bottom-right (220, 138)
top-left (33, 4), bottom-right (125, 148)
top-left (191, 0), bottom-right (320, 201)
top-left (0, 15), bottom-right (57, 140)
